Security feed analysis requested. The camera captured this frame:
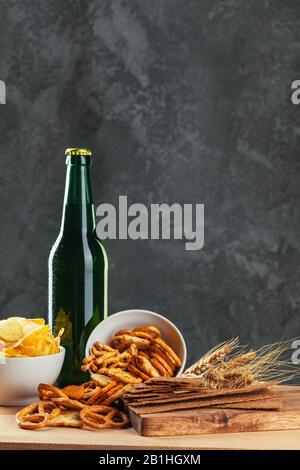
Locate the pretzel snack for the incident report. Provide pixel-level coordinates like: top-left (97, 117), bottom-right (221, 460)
top-left (81, 325), bottom-right (182, 400)
top-left (16, 324), bottom-right (181, 432)
top-left (47, 410), bottom-right (83, 428)
top-left (38, 383), bottom-right (68, 400)
top-left (62, 385), bottom-right (85, 400)
top-left (51, 397), bottom-right (86, 410)
top-left (86, 381), bottom-right (119, 405)
top-left (80, 405), bottom-right (129, 429)
top-left (16, 401), bottom-right (59, 430)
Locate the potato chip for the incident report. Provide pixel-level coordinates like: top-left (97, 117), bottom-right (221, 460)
top-left (0, 319), bottom-right (23, 342)
top-left (0, 318), bottom-right (44, 348)
top-left (0, 317), bottom-right (63, 358)
top-left (30, 318), bottom-right (45, 325)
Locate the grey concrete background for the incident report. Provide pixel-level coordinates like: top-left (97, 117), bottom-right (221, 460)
top-left (0, 0), bottom-right (300, 365)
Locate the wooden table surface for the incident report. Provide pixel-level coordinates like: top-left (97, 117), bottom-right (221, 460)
top-left (1, 406), bottom-right (300, 450)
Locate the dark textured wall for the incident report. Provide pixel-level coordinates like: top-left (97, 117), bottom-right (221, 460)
top-left (0, 0), bottom-right (300, 364)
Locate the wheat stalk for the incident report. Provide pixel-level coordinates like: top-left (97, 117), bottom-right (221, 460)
top-left (183, 337), bottom-right (300, 389)
top-left (220, 352), bottom-right (256, 369)
top-left (183, 338), bottom-right (239, 377)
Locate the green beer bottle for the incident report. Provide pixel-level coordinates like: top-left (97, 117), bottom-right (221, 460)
top-left (48, 148), bottom-right (108, 386)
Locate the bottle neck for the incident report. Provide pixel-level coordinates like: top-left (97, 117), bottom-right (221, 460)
top-left (60, 155), bottom-right (96, 233)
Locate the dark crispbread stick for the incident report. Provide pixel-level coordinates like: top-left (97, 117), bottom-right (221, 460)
top-left (123, 386), bottom-right (271, 400)
top-left (215, 398), bottom-right (282, 410)
top-left (125, 387), bottom-right (172, 394)
top-left (129, 391), bottom-right (277, 414)
top-left (126, 388), bottom-right (275, 407)
top-left (123, 382), bottom-right (275, 401)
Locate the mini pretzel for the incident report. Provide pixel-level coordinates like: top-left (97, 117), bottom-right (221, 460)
top-left (81, 363), bottom-right (92, 372)
top-left (17, 413), bottom-right (48, 430)
top-left (102, 357), bottom-right (130, 370)
top-left (132, 325), bottom-right (161, 338)
top-left (149, 351), bottom-right (173, 376)
top-left (114, 361), bottom-right (130, 369)
top-left (109, 335), bottom-right (126, 351)
top-left (128, 364), bottom-right (150, 381)
top-left (118, 351), bottom-right (132, 362)
top-left (97, 383), bottom-right (124, 405)
top-left (129, 343), bottom-right (138, 356)
top-left (82, 381), bottom-right (101, 401)
top-left (90, 374), bottom-right (113, 387)
top-left (51, 397), bottom-right (86, 410)
top-left (47, 410), bottom-right (83, 428)
top-left (103, 350), bottom-right (131, 370)
top-left (80, 405), bottom-right (129, 429)
top-left (38, 401), bottom-right (61, 419)
top-left (101, 356), bottom-right (120, 368)
top-left (95, 351), bottom-right (118, 366)
top-left (96, 367), bottom-right (111, 375)
top-left (114, 328), bottom-right (132, 336)
top-left (90, 347), bottom-right (107, 357)
top-left (94, 341), bottom-right (115, 352)
top-left (150, 358), bottom-right (169, 377)
top-left (86, 381), bottom-right (118, 405)
top-left (90, 363), bottom-right (98, 373)
top-left (16, 402), bottom-right (49, 430)
top-left (135, 355), bottom-right (161, 378)
top-left (153, 338), bottom-right (182, 368)
top-left (122, 334), bottom-right (151, 350)
top-left (81, 354), bottom-right (95, 371)
top-left (17, 402), bottom-right (42, 419)
top-left (82, 354), bottom-right (95, 364)
top-left (149, 344), bottom-right (177, 371)
top-left (38, 383), bottom-right (68, 400)
top-left (130, 331), bottom-right (154, 342)
top-left (107, 368), bottom-right (143, 384)
top-left (62, 385), bottom-right (85, 400)
top-left (101, 384), bottom-right (128, 405)
top-left (137, 350), bottom-right (151, 360)
top-left (102, 351), bottom-right (131, 367)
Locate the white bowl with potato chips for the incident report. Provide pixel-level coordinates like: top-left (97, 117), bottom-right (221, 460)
top-left (0, 317), bottom-right (65, 406)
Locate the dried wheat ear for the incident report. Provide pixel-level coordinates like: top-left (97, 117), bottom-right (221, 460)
top-left (182, 337), bottom-right (300, 389)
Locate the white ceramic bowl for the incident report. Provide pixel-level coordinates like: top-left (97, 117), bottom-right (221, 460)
top-left (86, 309), bottom-right (187, 376)
top-left (0, 347), bottom-right (65, 406)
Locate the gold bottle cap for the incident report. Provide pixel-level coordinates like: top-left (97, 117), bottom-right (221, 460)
top-left (65, 148), bottom-right (92, 156)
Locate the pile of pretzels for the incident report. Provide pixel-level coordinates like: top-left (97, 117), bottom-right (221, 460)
top-left (82, 325), bottom-right (182, 385)
top-left (16, 325), bottom-right (182, 432)
top-left (16, 383), bottom-right (129, 430)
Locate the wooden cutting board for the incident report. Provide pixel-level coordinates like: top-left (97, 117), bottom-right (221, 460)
top-left (128, 386), bottom-right (300, 437)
